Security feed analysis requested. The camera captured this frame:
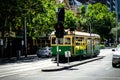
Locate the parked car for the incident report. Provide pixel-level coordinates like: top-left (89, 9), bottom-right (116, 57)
top-left (112, 44), bottom-right (120, 67)
top-left (36, 47), bottom-right (51, 57)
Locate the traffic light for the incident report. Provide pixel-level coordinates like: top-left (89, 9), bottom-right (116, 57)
top-left (54, 22), bottom-right (64, 38)
top-left (70, 27), bottom-right (76, 31)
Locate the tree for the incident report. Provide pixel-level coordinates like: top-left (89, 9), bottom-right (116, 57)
top-left (14, 0), bottom-right (56, 39)
top-left (0, 0), bottom-right (56, 39)
top-left (0, 0), bottom-right (18, 36)
top-left (111, 22), bottom-right (120, 42)
top-left (77, 3), bottom-right (116, 41)
top-left (31, 0), bottom-right (56, 38)
top-left (64, 10), bottom-right (77, 29)
top-left (77, 4), bottom-right (88, 31)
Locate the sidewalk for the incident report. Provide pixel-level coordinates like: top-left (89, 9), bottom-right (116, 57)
top-left (0, 55), bottom-right (104, 72)
top-left (0, 55), bottom-right (39, 65)
top-left (41, 56), bottom-right (104, 72)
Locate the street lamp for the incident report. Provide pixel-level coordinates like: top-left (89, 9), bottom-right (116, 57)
top-left (115, 0), bottom-right (118, 44)
top-left (88, 17), bottom-right (93, 56)
top-left (23, 9), bottom-right (28, 58)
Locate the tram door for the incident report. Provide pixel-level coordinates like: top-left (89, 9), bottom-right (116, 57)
top-left (87, 38), bottom-right (93, 56)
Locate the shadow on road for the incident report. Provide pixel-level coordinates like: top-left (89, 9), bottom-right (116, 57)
top-left (65, 68), bottom-right (79, 71)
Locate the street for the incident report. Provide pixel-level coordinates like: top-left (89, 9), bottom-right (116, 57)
top-left (0, 48), bottom-right (120, 80)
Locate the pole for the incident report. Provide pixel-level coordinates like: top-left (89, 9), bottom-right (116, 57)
top-left (67, 52), bottom-right (70, 65)
top-left (56, 7), bottom-right (59, 66)
top-left (21, 40), bottom-right (24, 56)
top-left (56, 38), bottom-right (59, 66)
top-left (56, 8), bottom-right (58, 22)
top-left (116, 23), bottom-right (118, 44)
top-left (0, 39), bottom-right (4, 58)
top-left (24, 13), bottom-right (27, 57)
top-left (115, 0), bottom-right (118, 44)
top-left (89, 19), bottom-right (93, 56)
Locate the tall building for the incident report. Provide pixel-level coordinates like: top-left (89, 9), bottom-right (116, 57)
top-left (115, 0), bottom-right (120, 22)
top-left (89, 0), bottom-right (106, 4)
top-left (107, 0), bottom-right (115, 11)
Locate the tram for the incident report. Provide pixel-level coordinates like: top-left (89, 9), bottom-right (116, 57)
top-left (50, 29), bottom-right (100, 61)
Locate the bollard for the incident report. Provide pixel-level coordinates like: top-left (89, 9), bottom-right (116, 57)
top-left (17, 50), bottom-right (21, 59)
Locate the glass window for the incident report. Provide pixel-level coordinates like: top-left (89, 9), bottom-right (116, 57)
top-left (65, 37), bottom-right (71, 44)
top-left (52, 37), bottom-right (56, 44)
top-left (58, 38), bottom-right (63, 44)
top-left (76, 42), bottom-right (80, 45)
top-left (76, 37), bottom-right (84, 41)
top-left (51, 37), bottom-right (63, 44)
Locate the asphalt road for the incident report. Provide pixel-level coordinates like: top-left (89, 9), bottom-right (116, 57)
top-left (0, 48), bottom-right (120, 80)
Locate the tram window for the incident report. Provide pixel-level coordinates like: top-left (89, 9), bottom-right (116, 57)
top-left (65, 38), bottom-right (71, 44)
top-left (58, 38), bottom-right (63, 44)
top-left (52, 37), bottom-right (56, 44)
top-left (51, 37), bottom-right (63, 44)
top-left (76, 37), bottom-right (84, 41)
top-left (88, 38), bottom-right (92, 41)
top-left (83, 43), bottom-right (85, 45)
top-left (76, 42), bottom-right (80, 45)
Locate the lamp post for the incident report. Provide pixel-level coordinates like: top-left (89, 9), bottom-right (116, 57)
top-left (116, 22), bottom-right (118, 44)
top-left (115, 0), bottom-right (118, 44)
top-left (90, 22), bottom-right (93, 56)
top-left (24, 11), bottom-right (27, 58)
top-left (89, 17), bottom-right (93, 56)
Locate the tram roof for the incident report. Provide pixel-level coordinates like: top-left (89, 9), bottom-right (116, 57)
top-left (73, 31), bottom-right (100, 38)
top-left (51, 30), bottom-right (100, 38)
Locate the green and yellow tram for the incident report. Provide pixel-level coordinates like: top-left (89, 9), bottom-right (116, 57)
top-left (50, 29), bottom-right (100, 61)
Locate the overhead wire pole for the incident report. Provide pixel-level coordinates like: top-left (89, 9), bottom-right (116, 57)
top-left (116, 21), bottom-right (118, 44)
top-left (89, 18), bottom-right (93, 57)
top-left (55, 0), bottom-right (65, 66)
top-left (55, 8), bottom-right (64, 66)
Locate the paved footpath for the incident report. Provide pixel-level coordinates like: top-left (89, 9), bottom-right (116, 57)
top-left (41, 56), bottom-right (104, 72)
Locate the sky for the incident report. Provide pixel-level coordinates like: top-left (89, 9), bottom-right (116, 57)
top-left (74, 0), bottom-right (82, 6)
top-left (59, 0), bottom-right (82, 6)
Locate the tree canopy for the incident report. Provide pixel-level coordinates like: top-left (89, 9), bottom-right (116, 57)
top-left (77, 3), bottom-right (116, 41)
top-left (64, 10), bottom-right (77, 29)
top-left (0, 0), bottom-right (56, 39)
top-left (0, 1), bottom-right (116, 41)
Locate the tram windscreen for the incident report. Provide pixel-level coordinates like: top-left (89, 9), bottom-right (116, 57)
top-left (65, 38), bottom-right (71, 44)
top-left (52, 37), bottom-right (56, 44)
top-left (51, 37), bottom-right (63, 44)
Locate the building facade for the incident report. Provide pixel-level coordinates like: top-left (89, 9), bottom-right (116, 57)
top-left (107, 0), bottom-right (115, 11)
top-left (115, 0), bottom-right (120, 22)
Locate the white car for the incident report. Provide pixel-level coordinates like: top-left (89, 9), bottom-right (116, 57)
top-left (36, 47), bottom-right (51, 57)
top-left (112, 44), bottom-right (120, 67)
